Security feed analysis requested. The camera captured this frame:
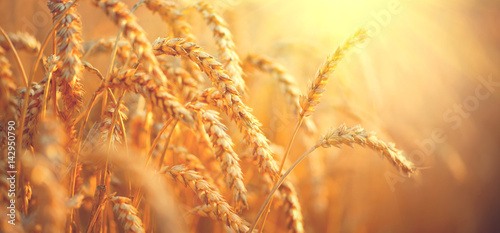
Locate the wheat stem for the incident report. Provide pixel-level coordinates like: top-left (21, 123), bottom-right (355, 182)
top-left (0, 27), bottom-right (28, 87)
top-left (250, 145), bottom-right (317, 233)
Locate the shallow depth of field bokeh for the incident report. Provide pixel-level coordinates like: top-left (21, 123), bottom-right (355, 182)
top-left (1, 0), bottom-right (499, 232)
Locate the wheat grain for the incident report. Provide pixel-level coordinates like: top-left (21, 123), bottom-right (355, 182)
top-left (98, 100), bottom-right (129, 150)
top-left (189, 102), bottom-right (248, 210)
top-left (316, 124), bottom-right (416, 175)
top-left (111, 196), bottom-right (146, 233)
top-left (278, 180), bottom-right (304, 233)
top-left (16, 78), bottom-right (48, 148)
top-left (47, 0), bottom-right (85, 162)
top-left (161, 165), bottom-right (250, 233)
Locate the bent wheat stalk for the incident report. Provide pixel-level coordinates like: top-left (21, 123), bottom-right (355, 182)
top-left (0, 27), bottom-right (28, 87)
top-left (250, 124), bottom-right (416, 232)
top-left (258, 29), bottom-right (368, 231)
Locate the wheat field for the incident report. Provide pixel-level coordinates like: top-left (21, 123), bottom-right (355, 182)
top-left (0, 0), bottom-right (499, 232)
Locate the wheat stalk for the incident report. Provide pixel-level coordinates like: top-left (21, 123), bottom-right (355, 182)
top-left (253, 29), bottom-right (368, 231)
top-left (251, 123), bottom-right (416, 232)
top-left (0, 2), bottom-right (421, 232)
top-left (145, 0), bottom-right (206, 84)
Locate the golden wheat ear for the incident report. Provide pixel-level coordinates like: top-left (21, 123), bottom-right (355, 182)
top-left (251, 123), bottom-right (415, 233)
top-left (161, 165), bottom-right (251, 233)
top-left (0, 46), bottom-right (17, 120)
top-left (188, 102), bottom-right (248, 210)
top-left (98, 100), bottom-right (128, 151)
top-left (16, 78), bottom-right (49, 149)
top-left (106, 70), bottom-right (196, 127)
top-left (110, 196), bottom-right (146, 233)
top-left (316, 124), bottom-right (416, 175)
top-left (300, 28), bottom-right (367, 118)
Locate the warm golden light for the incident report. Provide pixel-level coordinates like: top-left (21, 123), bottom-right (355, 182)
top-left (0, 0), bottom-right (499, 232)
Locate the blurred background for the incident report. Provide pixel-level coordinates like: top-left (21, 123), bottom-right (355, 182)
top-left (1, 0), bottom-right (499, 232)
